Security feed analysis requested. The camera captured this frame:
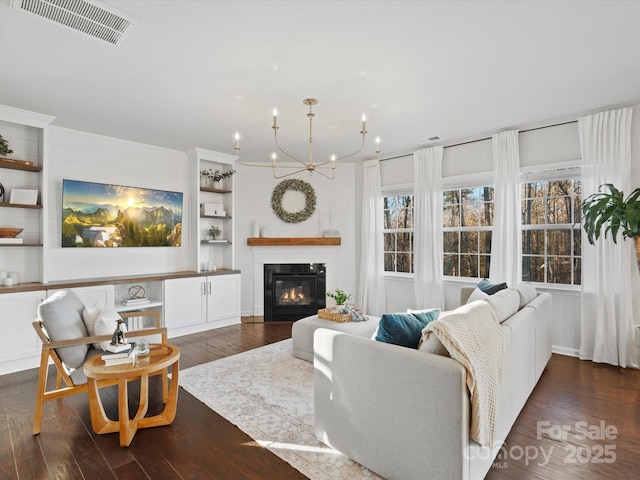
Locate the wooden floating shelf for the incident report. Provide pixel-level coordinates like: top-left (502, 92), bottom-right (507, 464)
top-left (0, 157), bottom-right (41, 172)
top-left (247, 237), bottom-right (341, 246)
top-left (200, 214), bottom-right (231, 219)
top-left (0, 202), bottom-right (42, 209)
top-left (200, 187), bottom-right (232, 194)
top-left (0, 243), bottom-right (43, 247)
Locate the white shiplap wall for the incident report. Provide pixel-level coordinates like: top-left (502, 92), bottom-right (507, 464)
top-left (234, 163), bottom-right (357, 317)
top-left (45, 126), bottom-right (191, 281)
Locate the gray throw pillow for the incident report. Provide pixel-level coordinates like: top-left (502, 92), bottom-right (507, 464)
top-left (39, 290), bottom-right (89, 369)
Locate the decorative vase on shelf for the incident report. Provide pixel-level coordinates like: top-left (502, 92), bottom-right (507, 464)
top-left (252, 221), bottom-right (260, 238)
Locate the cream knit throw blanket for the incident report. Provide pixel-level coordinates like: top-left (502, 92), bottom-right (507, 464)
top-left (423, 300), bottom-right (504, 446)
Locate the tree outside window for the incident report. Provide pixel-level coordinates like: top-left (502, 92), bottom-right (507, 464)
top-left (383, 194), bottom-right (414, 273)
top-left (443, 186), bottom-right (494, 278)
top-left (521, 177), bottom-right (581, 285)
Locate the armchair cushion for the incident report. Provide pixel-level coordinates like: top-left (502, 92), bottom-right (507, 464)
top-left (38, 290), bottom-right (89, 369)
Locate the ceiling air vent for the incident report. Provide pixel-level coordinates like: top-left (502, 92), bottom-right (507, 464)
top-left (10, 0), bottom-right (137, 46)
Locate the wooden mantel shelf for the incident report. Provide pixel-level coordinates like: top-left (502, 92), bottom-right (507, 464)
top-left (247, 237), bottom-right (341, 246)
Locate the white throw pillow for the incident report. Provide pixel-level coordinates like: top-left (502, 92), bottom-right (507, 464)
top-left (485, 288), bottom-right (520, 323)
top-left (82, 303), bottom-right (104, 337)
top-left (466, 287), bottom-right (489, 303)
top-left (92, 307), bottom-right (126, 350)
top-left (515, 282), bottom-right (537, 309)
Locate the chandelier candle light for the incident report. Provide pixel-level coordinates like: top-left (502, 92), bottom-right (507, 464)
top-left (234, 98), bottom-right (380, 180)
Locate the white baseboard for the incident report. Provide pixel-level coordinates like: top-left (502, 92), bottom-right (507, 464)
top-left (552, 345), bottom-right (579, 357)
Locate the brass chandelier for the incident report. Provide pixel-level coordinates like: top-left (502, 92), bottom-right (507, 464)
top-left (234, 98), bottom-right (380, 180)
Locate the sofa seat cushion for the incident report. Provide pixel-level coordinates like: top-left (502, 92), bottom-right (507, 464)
top-left (38, 289), bottom-right (89, 369)
top-left (375, 309), bottom-right (440, 348)
top-left (69, 347), bottom-right (103, 385)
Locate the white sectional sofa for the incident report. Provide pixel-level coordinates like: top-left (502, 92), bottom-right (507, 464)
top-left (311, 288), bottom-right (552, 480)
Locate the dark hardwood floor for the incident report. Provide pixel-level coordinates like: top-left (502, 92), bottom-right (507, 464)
top-left (1, 322), bottom-right (639, 479)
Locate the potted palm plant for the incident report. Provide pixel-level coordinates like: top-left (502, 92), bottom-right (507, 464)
top-left (582, 183), bottom-right (640, 267)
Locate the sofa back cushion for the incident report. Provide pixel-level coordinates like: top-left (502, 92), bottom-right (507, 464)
top-left (38, 289), bottom-right (88, 369)
top-left (515, 282), bottom-right (537, 309)
top-left (467, 287), bottom-right (520, 323)
top-left (375, 309), bottom-right (440, 348)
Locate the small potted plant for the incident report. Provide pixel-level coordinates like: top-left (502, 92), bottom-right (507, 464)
top-left (207, 225), bottom-right (222, 240)
top-left (200, 168), bottom-right (235, 189)
top-left (326, 288), bottom-right (351, 306)
top-left (0, 134), bottom-right (13, 158)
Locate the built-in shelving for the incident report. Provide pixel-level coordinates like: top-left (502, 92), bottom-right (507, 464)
top-left (0, 114), bottom-right (52, 279)
top-left (187, 147), bottom-right (236, 272)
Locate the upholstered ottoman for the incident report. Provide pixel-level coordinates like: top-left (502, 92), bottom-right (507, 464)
top-left (292, 314), bottom-right (380, 362)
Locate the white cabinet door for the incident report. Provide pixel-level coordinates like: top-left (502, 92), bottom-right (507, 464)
top-left (0, 290), bottom-right (46, 363)
top-left (163, 277), bottom-right (206, 329)
top-left (207, 274), bottom-right (240, 322)
top-left (48, 285), bottom-right (115, 308)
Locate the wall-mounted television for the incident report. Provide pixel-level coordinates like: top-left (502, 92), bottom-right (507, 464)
top-left (62, 179), bottom-right (183, 247)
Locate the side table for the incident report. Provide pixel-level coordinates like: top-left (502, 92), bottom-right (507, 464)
top-left (83, 343), bottom-right (180, 447)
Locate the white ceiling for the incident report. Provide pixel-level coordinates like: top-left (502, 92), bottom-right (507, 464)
top-left (1, 0), bottom-right (640, 163)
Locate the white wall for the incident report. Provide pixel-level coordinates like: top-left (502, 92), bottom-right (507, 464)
top-left (45, 126), bottom-right (191, 281)
top-left (234, 164), bottom-right (356, 317)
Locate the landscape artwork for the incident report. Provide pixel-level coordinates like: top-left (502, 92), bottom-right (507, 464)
top-left (62, 179), bottom-right (183, 247)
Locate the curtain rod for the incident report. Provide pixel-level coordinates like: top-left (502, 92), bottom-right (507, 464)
top-left (380, 119), bottom-right (578, 162)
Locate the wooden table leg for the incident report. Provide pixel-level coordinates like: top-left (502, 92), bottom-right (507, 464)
top-left (138, 359), bottom-right (180, 428)
top-left (118, 374), bottom-right (150, 447)
top-left (87, 377), bottom-right (119, 435)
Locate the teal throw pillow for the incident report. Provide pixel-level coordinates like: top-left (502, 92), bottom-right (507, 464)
top-left (477, 278), bottom-right (508, 295)
top-left (375, 309), bottom-right (440, 348)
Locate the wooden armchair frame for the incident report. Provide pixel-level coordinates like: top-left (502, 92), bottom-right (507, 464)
top-left (31, 310), bottom-right (168, 435)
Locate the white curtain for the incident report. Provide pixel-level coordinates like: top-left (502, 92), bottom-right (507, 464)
top-left (413, 147), bottom-right (445, 309)
top-left (357, 160), bottom-right (386, 316)
top-left (579, 107), bottom-right (639, 368)
top-left (489, 130), bottom-right (522, 286)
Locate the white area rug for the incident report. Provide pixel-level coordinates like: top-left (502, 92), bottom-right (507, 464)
top-left (179, 339), bottom-right (382, 480)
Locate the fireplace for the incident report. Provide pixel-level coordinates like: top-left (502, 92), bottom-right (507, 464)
top-left (264, 263), bottom-right (326, 321)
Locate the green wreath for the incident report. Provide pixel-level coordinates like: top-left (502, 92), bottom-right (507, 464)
top-left (271, 179), bottom-right (316, 223)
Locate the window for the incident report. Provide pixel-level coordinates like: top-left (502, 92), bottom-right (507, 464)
top-left (521, 177), bottom-right (581, 285)
top-left (443, 186), bottom-right (494, 278)
top-left (383, 194), bottom-right (414, 273)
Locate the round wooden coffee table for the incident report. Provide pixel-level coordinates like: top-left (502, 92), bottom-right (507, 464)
top-left (83, 343), bottom-right (180, 447)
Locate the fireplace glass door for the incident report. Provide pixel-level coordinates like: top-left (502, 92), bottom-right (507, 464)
top-left (264, 263), bottom-right (326, 321)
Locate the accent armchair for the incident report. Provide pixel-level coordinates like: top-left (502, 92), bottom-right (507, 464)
top-left (31, 289), bottom-right (168, 435)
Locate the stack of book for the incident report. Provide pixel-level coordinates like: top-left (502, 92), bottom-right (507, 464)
top-left (121, 297), bottom-right (150, 307)
top-left (102, 342), bottom-right (137, 366)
